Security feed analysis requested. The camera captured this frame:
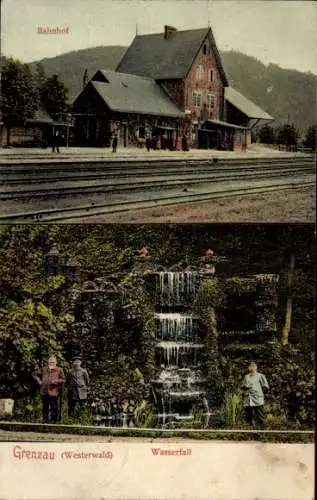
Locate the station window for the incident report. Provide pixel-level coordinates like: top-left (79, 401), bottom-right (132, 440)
top-left (207, 93), bottom-right (215, 109)
top-left (210, 70), bottom-right (214, 82)
top-left (192, 91), bottom-right (202, 107)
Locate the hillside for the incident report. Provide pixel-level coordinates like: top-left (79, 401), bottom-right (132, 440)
top-left (28, 46), bottom-right (127, 102)
top-left (29, 46), bottom-right (316, 133)
top-left (221, 51), bottom-right (317, 134)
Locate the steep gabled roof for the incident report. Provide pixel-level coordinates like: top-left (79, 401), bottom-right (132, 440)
top-left (81, 69), bottom-right (185, 118)
top-left (225, 87), bottom-right (273, 120)
top-left (116, 27), bottom-right (228, 85)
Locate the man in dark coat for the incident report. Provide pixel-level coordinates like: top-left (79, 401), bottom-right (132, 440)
top-left (112, 133), bottom-right (118, 153)
top-left (33, 355), bottom-right (66, 423)
top-left (52, 129), bottom-right (61, 153)
top-left (66, 357), bottom-right (90, 417)
top-left (145, 134), bottom-right (151, 152)
top-left (182, 134), bottom-right (189, 151)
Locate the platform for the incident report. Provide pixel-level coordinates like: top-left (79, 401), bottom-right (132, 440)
top-left (0, 144), bottom-right (312, 162)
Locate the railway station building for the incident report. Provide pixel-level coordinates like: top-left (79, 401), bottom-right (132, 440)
top-left (73, 70), bottom-right (185, 148)
top-left (73, 25), bottom-right (273, 151)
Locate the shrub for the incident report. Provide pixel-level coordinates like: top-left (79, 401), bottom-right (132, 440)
top-left (224, 392), bottom-right (244, 427)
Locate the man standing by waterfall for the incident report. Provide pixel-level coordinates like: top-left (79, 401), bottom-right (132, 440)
top-left (33, 355), bottom-right (66, 423)
top-left (66, 356), bottom-right (90, 418)
top-left (242, 362), bottom-right (269, 427)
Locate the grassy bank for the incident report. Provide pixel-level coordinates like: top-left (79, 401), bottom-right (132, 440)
top-left (0, 421), bottom-right (314, 443)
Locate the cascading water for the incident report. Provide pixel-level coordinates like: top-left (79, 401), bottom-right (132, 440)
top-left (152, 271), bottom-right (210, 427)
top-left (156, 271), bottom-right (201, 307)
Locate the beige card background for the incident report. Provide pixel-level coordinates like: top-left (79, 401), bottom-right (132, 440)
top-left (0, 441), bottom-right (314, 499)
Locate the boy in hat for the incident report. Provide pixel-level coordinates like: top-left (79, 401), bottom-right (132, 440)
top-left (242, 362), bottom-right (269, 427)
top-left (66, 357), bottom-right (90, 418)
top-left (33, 355), bottom-right (66, 423)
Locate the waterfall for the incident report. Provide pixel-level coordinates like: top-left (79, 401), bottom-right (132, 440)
top-left (155, 313), bottom-right (196, 341)
top-left (156, 271), bottom-right (200, 306)
top-left (156, 341), bottom-right (204, 366)
top-left (151, 270), bottom-right (209, 426)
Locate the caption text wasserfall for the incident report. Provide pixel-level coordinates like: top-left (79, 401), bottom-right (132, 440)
top-left (12, 445), bottom-right (192, 460)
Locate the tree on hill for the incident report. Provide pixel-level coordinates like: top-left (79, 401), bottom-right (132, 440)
top-left (276, 123), bottom-right (299, 149)
top-left (82, 69), bottom-right (89, 89)
top-left (304, 125), bottom-right (317, 149)
top-left (35, 62), bottom-right (46, 90)
top-left (258, 124), bottom-right (275, 144)
top-left (39, 74), bottom-right (69, 120)
top-left (1, 57), bottom-right (38, 145)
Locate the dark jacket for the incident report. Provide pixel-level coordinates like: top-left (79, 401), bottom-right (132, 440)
top-left (33, 366), bottom-right (66, 397)
top-left (66, 367), bottom-right (89, 400)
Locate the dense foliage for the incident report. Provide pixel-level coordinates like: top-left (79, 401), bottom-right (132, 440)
top-left (2, 57), bottom-right (70, 137)
top-left (1, 58), bottom-right (38, 145)
top-left (0, 224), bottom-right (314, 428)
top-left (304, 125), bottom-right (317, 149)
top-left (258, 125), bottom-right (275, 145)
top-left (64, 276), bottom-right (155, 415)
top-left (276, 123), bottom-right (299, 147)
top-left (39, 74), bottom-right (69, 119)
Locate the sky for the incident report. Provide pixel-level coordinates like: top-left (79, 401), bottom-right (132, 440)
top-left (1, 0), bottom-right (317, 74)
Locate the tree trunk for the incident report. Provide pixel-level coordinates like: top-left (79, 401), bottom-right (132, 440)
top-left (281, 253), bottom-right (295, 345)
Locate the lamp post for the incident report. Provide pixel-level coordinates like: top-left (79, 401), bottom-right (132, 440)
top-left (44, 243), bottom-right (60, 276)
top-left (44, 244), bottom-right (80, 283)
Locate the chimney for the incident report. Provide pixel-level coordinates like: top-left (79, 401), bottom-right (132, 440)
top-left (164, 25), bottom-right (177, 39)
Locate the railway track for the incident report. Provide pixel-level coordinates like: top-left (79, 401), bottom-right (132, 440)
top-left (1, 178), bottom-right (314, 222)
top-left (0, 160), bottom-right (313, 185)
top-left (0, 156), bottom-right (315, 222)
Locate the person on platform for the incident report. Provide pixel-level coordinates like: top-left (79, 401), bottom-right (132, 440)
top-left (66, 357), bottom-right (90, 418)
top-left (145, 134), bottom-right (151, 152)
top-left (242, 362), bottom-right (269, 427)
top-left (112, 133), bottom-right (118, 153)
top-left (162, 131), bottom-right (168, 150)
top-left (182, 134), bottom-right (189, 151)
top-left (52, 129), bottom-right (61, 153)
top-left (152, 135), bottom-right (158, 150)
top-left (33, 355), bottom-right (66, 423)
